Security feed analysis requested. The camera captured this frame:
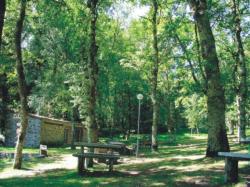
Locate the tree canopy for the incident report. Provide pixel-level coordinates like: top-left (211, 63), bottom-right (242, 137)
top-left (0, 0), bottom-right (249, 163)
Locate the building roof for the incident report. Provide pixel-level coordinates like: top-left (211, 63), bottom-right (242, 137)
top-left (29, 114), bottom-right (85, 128)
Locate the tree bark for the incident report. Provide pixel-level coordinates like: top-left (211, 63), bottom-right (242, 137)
top-left (0, 73), bottom-right (8, 135)
top-left (86, 0), bottom-right (99, 166)
top-left (0, 0), bottom-right (7, 136)
top-left (189, 0), bottom-right (229, 157)
top-left (151, 0), bottom-right (159, 151)
top-left (231, 0), bottom-right (247, 141)
top-left (13, 0), bottom-right (29, 169)
top-left (225, 158), bottom-right (238, 183)
top-left (0, 0), bottom-right (6, 49)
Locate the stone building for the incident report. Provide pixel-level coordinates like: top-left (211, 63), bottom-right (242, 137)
top-left (5, 113), bottom-right (87, 147)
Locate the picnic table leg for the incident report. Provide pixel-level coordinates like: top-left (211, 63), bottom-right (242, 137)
top-left (225, 158), bottom-right (238, 183)
top-left (84, 157), bottom-right (88, 169)
top-left (108, 159), bottom-right (114, 172)
top-left (77, 156), bottom-right (85, 175)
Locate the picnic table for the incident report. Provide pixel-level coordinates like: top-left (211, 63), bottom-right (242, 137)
top-left (73, 142), bottom-right (123, 175)
top-left (239, 138), bottom-right (250, 144)
top-left (218, 152), bottom-right (250, 183)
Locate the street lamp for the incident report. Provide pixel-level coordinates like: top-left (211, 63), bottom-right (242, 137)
top-left (136, 94), bottom-right (143, 158)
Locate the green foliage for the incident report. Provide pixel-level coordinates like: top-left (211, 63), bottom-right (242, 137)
top-left (182, 94), bottom-right (207, 131)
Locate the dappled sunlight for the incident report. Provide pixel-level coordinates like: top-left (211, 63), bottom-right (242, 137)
top-left (0, 154), bottom-right (77, 179)
top-left (171, 154), bottom-right (204, 160)
top-left (0, 133), bottom-right (249, 186)
top-left (150, 182), bottom-right (167, 186)
top-left (120, 156), bottom-right (166, 165)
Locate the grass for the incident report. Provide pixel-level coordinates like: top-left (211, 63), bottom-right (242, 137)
top-left (0, 132), bottom-right (249, 187)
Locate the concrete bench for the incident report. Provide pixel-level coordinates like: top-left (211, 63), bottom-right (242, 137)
top-left (73, 152), bottom-right (120, 175)
top-left (239, 138), bottom-right (250, 144)
top-left (39, 144), bottom-right (48, 157)
top-left (218, 152), bottom-right (250, 183)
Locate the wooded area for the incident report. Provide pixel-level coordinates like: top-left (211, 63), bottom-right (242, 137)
top-left (0, 0), bottom-right (249, 185)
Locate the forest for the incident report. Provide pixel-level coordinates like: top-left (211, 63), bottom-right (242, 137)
top-left (0, 0), bottom-right (249, 186)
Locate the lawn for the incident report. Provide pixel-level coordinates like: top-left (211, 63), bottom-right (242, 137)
top-left (0, 132), bottom-right (249, 187)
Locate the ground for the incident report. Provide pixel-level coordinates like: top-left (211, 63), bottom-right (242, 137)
top-left (0, 132), bottom-right (249, 187)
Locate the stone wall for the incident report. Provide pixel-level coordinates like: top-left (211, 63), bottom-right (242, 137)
top-left (24, 117), bottom-right (41, 147)
top-left (5, 113), bottom-right (86, 147)
top-left (5, 113), bottom-right (19, 147)
top-left (5, 113), bottom-right (41, 148)
top-left (40, 122), bottom-right (64, 146)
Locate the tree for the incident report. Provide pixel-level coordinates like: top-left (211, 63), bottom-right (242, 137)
top-left (151, 0), bottom-right (159, 151)
top-left (13, 0), bottom-right (29, 169)
top-left (0, 0), bottom-right (6, 48)
top-left (86, 0), bottom-right (99, 143)
top-left (0, 0), bottom-right (7, 136)
top-left (189, 0), bottom-right (230, 157)
top-left (231, 0), bottom-right (248, 141)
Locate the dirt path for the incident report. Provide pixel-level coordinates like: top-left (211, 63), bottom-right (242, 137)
top-left (0, 154), bottom-right (77, 179)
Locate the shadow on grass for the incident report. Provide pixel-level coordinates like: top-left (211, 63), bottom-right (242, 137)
top-left (2, 162), bottom-right (246, 187)
top-left (0, 154), bottom-right (64, 173)
top-left (0, 132), bottom-right (249, 187)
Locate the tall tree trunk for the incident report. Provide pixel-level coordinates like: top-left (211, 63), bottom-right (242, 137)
top-left (0, 0), bottom-right (6, 49)
top-left (151, 0), bottom-right (159, 151)
top-left (86, 0), bottom-right (99, 167)
top-left (0, 73), bottom-right (8, 135)
top-left (167, 100), bottom-right (175, 133)
top-left (231, 0), bottom-right (247, 141)
top-left (13, 0), bottom-right (28, 169)
top-left (189, 0), bottom-right (229, 157)
top-left (0, 0), bottom-right (7, 136)
top-left (86, 0), bottom-right (99, 144)
top-left (127, 91), bottom-right (132, 140)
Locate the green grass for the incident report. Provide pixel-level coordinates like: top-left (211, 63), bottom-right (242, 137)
top-left (0, 147), bottom-right (74, 154)
top-left (0, 132), bottom-right (249, 187)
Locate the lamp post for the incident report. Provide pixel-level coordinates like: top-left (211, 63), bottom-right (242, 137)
top-left (136, 94), bottom-right (143, 158)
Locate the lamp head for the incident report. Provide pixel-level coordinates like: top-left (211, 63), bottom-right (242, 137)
top-left (137, 94), bottom-right (143, 100)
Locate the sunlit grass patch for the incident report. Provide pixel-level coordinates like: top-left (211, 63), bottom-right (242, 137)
top-left (0, 132), bottom-right (249, 187)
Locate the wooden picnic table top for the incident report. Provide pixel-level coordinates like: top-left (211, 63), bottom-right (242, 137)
top-left (74, 142), bottom-right (123, 149)
top-left (218, 152), bottom-right (250, 161)
top-left (73, 152), bottom-right (120, 159)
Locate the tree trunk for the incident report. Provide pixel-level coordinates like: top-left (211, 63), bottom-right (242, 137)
top-left (13, 0), bottom-right (28, 169)
top-left (0, 73), bottom-right (8, 135)
top-left (86, 0), bottom-right (99, 143)
top-left (0, 0), bottom-right (7, 136)
top-left (86, 0), bottom-right (99, 167)
top-left (0, 0), bottom-right (6, 49)
top-left (231, 0), bottom-right (247, 141)
top-left (71, 122), bottom-right (76, 150)
top-left (127, 91), bottom-right (132, 140)
top-left (225, 158), bottom-right (238, 183)
top-left (228, 120), bottom-right (235, 135)
top-left (151, 0), bottom-right (159, 152)
top-left (189, 0), bottom-right (229, 157)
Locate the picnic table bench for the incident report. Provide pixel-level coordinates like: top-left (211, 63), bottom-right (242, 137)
top-left (73, 142), bottom-right (123, 175)
top-left (239, 138), bottom-right (250, 144)
top-left (218, 152), bottom-right (250, 183)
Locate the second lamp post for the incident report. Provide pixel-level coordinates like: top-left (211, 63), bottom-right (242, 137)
top-left (136, 93), bottom-right (143, 158)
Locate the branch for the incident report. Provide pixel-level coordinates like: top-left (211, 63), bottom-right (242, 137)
top-left (194, 24), bottom-right (207, 89)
